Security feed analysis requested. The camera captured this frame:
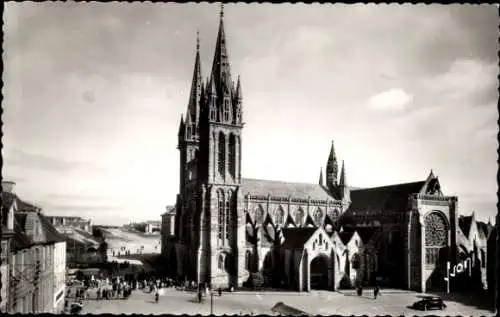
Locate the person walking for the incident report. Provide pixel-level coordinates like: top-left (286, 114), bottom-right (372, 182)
top-left (373, 285), bottom-right (380, 300)
top-left (154, 290), bottom-right (159, 304)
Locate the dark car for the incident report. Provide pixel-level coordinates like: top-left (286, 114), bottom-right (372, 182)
top-left (412, 297), bottom-right (447, 311)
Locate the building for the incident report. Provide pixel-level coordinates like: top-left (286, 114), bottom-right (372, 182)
top-left (1, 182), bottom-right (16, 312)
top-left (167, 6), bottom-right (487, 294)
top-left (161, 206), bottom-right (176, 254)
top-left (455, 212), bottom-right (494, 291)
top-left (60, 226), bottom-right (103, 268)
top-left (1, 181), bottom-right (67, 313)
top-left (486, 222), bottom-right (496, 294)
top-left (46, 215), bottom-right (92, 234)
top-left (145, 220), bottom-right (161, 234)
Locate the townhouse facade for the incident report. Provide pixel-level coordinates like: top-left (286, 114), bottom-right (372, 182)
top-left (1, 181), bottom-right (67, 313)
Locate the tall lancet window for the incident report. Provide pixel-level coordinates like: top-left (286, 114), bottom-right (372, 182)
top-left (210, 105), bottom-right (217, 121)
top-left (225, 190), bottom-right (232, 244)
top-left (223, 98), bottom-right (231, 122)
top-left (218, 132), bottom-right (226, 176)
top-left (217, 191), bottom-right (224, 246)
top-left (228, 134), bottom-right (236, 178)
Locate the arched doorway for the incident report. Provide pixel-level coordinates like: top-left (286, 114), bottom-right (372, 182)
top-left (310, 255), bottom-right (329, 290)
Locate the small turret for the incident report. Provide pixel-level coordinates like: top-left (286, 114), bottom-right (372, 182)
top-left (177, 115), bottom-right (185, 137)
top-left (338, 160), bottom-right (350, 202)
top-left (326, 141), bottom-right (338, 191)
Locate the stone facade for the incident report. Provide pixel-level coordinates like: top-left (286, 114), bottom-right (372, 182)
top-left (165, 7), bottom-right (487, 294)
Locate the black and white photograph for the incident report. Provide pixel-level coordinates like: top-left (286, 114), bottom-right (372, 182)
top-left (1, 2), bottom-right (498, 315)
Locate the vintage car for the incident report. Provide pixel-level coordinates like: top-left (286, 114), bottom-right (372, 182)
top-left (412, 296), bottom-right (447, 311)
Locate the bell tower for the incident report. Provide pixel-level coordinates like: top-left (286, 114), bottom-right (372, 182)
top-left (197, 4), bottom-right (246, 288)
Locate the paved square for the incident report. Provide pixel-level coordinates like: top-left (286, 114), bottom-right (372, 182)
top-left (81, 288), bottom-right (495, 316)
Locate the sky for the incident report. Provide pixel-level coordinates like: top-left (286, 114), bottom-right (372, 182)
top-left (3, 3), bottom-right (498, 226)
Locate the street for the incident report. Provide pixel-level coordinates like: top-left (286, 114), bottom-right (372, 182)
top-left (80, 287), bottom-right (495, 316)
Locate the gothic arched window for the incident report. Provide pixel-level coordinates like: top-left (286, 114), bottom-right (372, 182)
top-left (256, 205), bottom-right (265, 225)
top-left (218, 132), bottom-right (226, 177)
top-left (225, 190), bottom-right (232, 243)
top-left (314, 208), bottom-right (323, 225)
top-left (228, 134), bottom-right (236, 178)
top-left (275, 206), bottom-right (285, 226)
top-left (217, 191), bottom-right (224, 245)
top-left (210, 104), bottom-right (217, 121)
top-left (295, 208), bottom-right (304, 227)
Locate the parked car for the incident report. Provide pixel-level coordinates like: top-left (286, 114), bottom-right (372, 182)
top-left (70, 302), bottom-right (83, 314)
top-left (412, 297), bottom-right (447, 311)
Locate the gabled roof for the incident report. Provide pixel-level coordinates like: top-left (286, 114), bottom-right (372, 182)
top-left (458, 216), bottom-right (473, 238)
top-left (354, 227), bottom-right (377, 244)
top-left (338, 231), bottom-right (355, 245)
top-left (242, 178), bottom-right (335, 201)
top-left (348, 181), bottom-right (425, 214)
top-left (476, 221), bottom-right (491, 240)
top-left (282, 227), bottom-right (317, 249)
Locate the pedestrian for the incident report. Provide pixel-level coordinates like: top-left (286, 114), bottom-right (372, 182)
top-left (218, 287), bottom-right (222, 297)
top-left (154, 291), bottom-right (159, 304)
top-left (374, 285), bottom-right (380, 300)
top-left (198, 290), bottom-right (203, 303)
top-left (97, 288), bottom-right (101, 300)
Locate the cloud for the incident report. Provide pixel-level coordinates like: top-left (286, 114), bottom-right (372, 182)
top-left (367, 88), bottom-right (413, 111)
top-left (3, 148), bottom-right (109, 173)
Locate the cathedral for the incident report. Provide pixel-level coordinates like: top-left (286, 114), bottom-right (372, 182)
top-left (166, 6), bottom-right (490, 294)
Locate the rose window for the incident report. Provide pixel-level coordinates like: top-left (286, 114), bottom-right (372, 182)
top-left (424, 212), bottom-right (447, 247)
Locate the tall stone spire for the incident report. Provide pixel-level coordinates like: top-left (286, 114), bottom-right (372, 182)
top-left (339, 160), bottom-right (346, 186)
top-left (186, 30), bottom-right (202, 127)
top-left (211, 3), bottom-right (232, 96)
top-left (326, 141), bottom-right (338, 188)
top-left (319, 166), bottom-right (324, 186)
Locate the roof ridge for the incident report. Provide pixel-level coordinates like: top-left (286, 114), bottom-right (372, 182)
top-left (351, 180), bottom-right (426, 191)
top-left (242, 177), bottom-right (324, 186)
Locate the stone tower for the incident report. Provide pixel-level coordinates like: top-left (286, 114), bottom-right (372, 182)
top-left (195, 5), bottom-right (246, 288)
top-left (175, 30), bottom-right (204, 280)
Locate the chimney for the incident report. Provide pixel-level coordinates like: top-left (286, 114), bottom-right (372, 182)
top-left (2, 181), bottom-right (16, 194)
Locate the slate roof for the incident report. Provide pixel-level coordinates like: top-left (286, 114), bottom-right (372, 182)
top-left (241, 178), bottom-right (335, 200)
top-left (348, 181), bottom-right (426, 214)
top-left (458, 216), bottom-right (473, 237)
top-left (16, 199), bottom-right (40, 212)
top-left (281, 227), bottom-right (317, 249)
top-left (39, 213), bottom-right (66, 243)
top-left (12, 213), bottom-right (33, 251)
